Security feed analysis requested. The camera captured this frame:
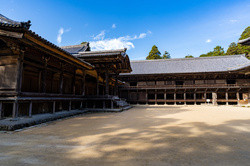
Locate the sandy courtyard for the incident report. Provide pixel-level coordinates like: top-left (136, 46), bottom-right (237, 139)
top-left (0, 105), bottom-right (250, 166)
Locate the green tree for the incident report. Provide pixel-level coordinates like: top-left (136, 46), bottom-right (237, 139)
top-left (162, 51), bottom-right (171, 59)
top-left (146, 45), bottom-right (162, 60)
top-left (185, 55), bottom-right (194, 58)
top-left (199, 46), bottom-right (224, 57)
top-left (213, 46), bottom-right (225, 56)
top-left (224, 26), bottom-right (250, 59)
top-left (239, 26), bottom-right (250, 40)
top-left (226, 42), bottom-right (239, 55)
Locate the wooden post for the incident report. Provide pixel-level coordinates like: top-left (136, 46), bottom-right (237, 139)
top-left (236, 91), bottom-right (240, 105)
top-left (29, 101), bottom-right (32, 117)
top-left (146, 89), bottom-right (148, 105)
top-left (0, 102), bottom-right (2, 119)
top-left (111, 100), bottom-right (114, 109)
top-left (12, 101), bottom-right (18, 119)
top-left (105, 70), bottom-right (109, 95)
top-left (38, 71), bottom-right (42, 92)
top-left (226, 91), bottom-right (229, 105)
top-left (42, 56), bottom-right (48, 93)
top-left (16, 51), bottom-right (24, 93)
top-left (59, 66), bottom-right (64, 94)
top-left (82, 70), bottom-right (86, 96)
top-left (174, 92), bottom-right (176, 105)
top-left (96, 72), bottom-right (99, 95)
top-left (114, 73), bottom-right (118, 96)
top-left (69, 101), bottom-right (71, 111)
top-left (53, 101), bottom-right (56, 114)
top-left (72, 68), bottom-right (76, 95)
top-left (194, 93), bottom-right (197, 105)
top-left (212, 92), bottom-right (217, 105)
top-left (164, 89), bottom-right (167, 105)
top-left (184, 92), bottom-right (186, 105)
top-left (103, 101), bottom-right (106, 109)
top-left (155, 90), bottom-right (157, 105)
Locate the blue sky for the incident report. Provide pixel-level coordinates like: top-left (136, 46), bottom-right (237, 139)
top-left (1, 0), bottom-right (250, 60)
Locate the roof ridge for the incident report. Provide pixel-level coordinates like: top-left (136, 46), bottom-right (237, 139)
top-left (131, 55), bottom-right (246, 63)
top-left (79, 48), bottom-right (126, 54)
top-left (60, 44), bottom-right (85, 48)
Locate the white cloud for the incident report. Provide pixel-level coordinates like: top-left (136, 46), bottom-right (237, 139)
top-left (57, 28), bottom-right (64, 44)
top-left (112, 24), bottom-right (116, 29)
top-left (57, 27), bottom-right (71, 45)
top-left (90, 31), bottom-right (152, 51)
top-left (138, 33), bottom-right (147, 39)
top-left (229, 19), bottom-right (238, 23)
top-left (93, 30), bottom-right (105, 40)
top-left (206, 39), bottom-right (212, 43)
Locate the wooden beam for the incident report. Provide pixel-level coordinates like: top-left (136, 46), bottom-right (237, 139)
top-left (0, 29), bottom-right (23, 38)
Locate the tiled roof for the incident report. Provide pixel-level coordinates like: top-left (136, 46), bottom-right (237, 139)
top-left (0, 14), bottom-right (31, 29)
top-left (239, 37), bottom-right (250, 46)
top-left (76, 48), bottom-right (127, 57)
top-left (121, 55), bottom-right (250, 75)
top-left (0, 13), bottom-right (93, 69)
top-left (61, 43), bottom-right (90, 54)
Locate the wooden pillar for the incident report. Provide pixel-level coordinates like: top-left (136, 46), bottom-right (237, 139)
top-left (53, 101), bottom-right (56, 114)
top-left (82, 70), bottom-right (86, 96)
top-left (42, 56), bottom-right (48, 93)
top-left (16, 51), bottom-right (24, 93)
top-left (59, 67), bottom-right (64, 94)
top-left (105, 70), bottom-right (109, 95)
top-left (226, 91), bottom-right (229, 105)
top-left (111, 100), bottom-right (114, 109)
top-left (102, 79), bottom-right (105, 95)
top-left (12, 101), bottom-right (18, 119)
top-left (212, 92), bottom-right (217, 105)
top-left (137, 89), bottom-right (139, 105)
top-left (114, 73), bottom-right (118, 96)
top-left (96, 72), bottom-right (99, 95)
top-left (194, 93), bottom-right (197, 105)
top-left (146, 89), bottom-right (148, 105)
top-left (236, 91), bottom-right (240, 105)
top-left (164, 89), bottom-right (167, 105)
top-left (103, 101), bottom-right (106, 109)
top-left (72, 68), bottom-right (76, 95)
top-left (0, 102), bottom-right (2, 119)
top-left (155, 90), bottom-right (157, 105)
top-left (38, 71), bottom-right (42, 92)
top-left (184, 92), bottom-right (186, 105)
top-left (174, 92), bottom-right (176, 105)
top-left (69, 101), bottom-right (71, 111)
top-left (29, 101), bottom-right (32, 117)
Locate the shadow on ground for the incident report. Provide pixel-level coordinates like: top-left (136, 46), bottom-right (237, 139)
top-left (0, 105), bottom-right (250, 166)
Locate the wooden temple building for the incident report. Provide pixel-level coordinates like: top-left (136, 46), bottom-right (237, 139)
top-left (0, 14), bottom-right (131, 119)
top-left (0, 14), bottom-right (250, 120)
top-left (118, 55), bottom-right (250, 105)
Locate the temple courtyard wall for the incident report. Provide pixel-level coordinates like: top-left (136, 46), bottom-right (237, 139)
top-left (0, 105), bottom-right (250, 166)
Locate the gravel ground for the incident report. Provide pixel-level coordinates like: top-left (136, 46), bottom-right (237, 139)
top-left (0, 105), bottom-right (250, 166)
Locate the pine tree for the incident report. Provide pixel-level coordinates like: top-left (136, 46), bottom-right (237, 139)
top-left (146, 45), bottom-right (162, 60)
top-left (226, 42), bottom-right (239, 55)
top-left (162, 51), bottom-right (171, 59)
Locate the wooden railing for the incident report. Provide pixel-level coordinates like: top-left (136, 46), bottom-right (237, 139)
top-left (122, 83), bottom-right (250, 89)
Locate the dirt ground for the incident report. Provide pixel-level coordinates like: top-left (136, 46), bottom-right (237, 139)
top-left (0, 105), bottom-right (250, 166)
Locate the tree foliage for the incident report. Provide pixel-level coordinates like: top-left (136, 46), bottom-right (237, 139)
top-left (199, 46), bottom-right (225, 57)
top-left (146, 45), bottom-right (162, 60)
top-left (199, 26), bottom-right (250, 59)
top-left (185, 55), bottom-right (194, 58)
top-left (162, 51), bottom-right (171, 59)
